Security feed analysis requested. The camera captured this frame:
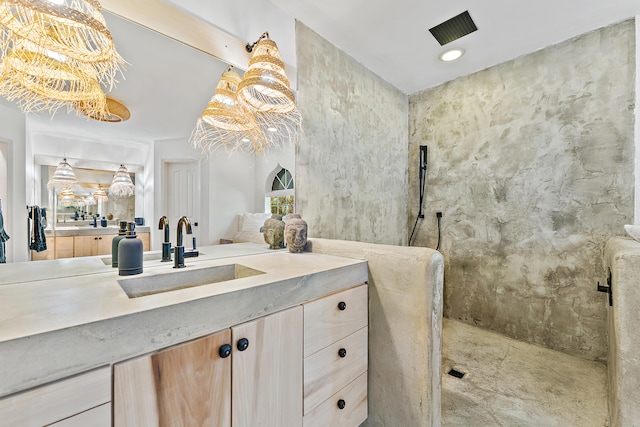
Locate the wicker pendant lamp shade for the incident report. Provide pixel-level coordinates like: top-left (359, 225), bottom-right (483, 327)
top-left (47, 158), bottom-right (78, 190)
top-left (236, 33), bottom-right (301, 148)
top-left (93, 185), bottom-right (108, 202)
top-left (58, 187), bottom-right (75, 206)
top-left (109, 164), bottom-right (134, 198)
top-left (0, 0), bottom-right (124, 114)
top-left (190, 66), bottom-right (264, 154)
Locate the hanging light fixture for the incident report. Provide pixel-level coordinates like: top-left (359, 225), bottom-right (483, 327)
top-left (109, 164), bottom-right (134, 198)
top-left (47, 158), bottom-right (78, 190)
top-left (0, 0), bottom-right (124, 113)
top-left (236, 32), bottom-right (302, 148)
top-left (84, 193), bottom-right (97, 206)
top-left (190, 65), bottom-right (264, 154)
top-left (93, 185), bottom-right (108, 202)
top-left (58, 187), bottom-right (75, 206)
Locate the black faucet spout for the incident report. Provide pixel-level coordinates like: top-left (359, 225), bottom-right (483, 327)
top-left (174, 216), bottom-right (193, 268)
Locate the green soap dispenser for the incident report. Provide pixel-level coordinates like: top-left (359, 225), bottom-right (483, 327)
top-left (118, 222), bottom-right (143, 276)
top-left (111, 221), bottom-right (128, 268)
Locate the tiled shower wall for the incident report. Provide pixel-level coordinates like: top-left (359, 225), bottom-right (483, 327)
top-left (295, 22), bottom-right (409, 246)
top-left (408, 20), bottom-right (635, 361)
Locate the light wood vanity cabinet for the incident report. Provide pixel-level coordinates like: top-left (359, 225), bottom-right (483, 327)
top-left (74, 235), bottom-right (112, 257)
top-left (113, 306), bottom-right (303, 427)
top-left (303, 284), bottom-right (369, 427)
top-left (0, 367), bottom-right (111, 427)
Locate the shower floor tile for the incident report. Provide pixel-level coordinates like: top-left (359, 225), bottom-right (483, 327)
top-left (442, 318), bottom-right (609, 427)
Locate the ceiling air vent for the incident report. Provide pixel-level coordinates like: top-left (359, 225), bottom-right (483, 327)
top-left (429, 11), bottom-right (478, 46)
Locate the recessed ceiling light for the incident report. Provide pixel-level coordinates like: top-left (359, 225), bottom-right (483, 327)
top-left (439, 48), bottom-right (464, 62)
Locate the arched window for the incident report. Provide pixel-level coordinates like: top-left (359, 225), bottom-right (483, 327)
top-left (265, 165), bottom-right (294, 215)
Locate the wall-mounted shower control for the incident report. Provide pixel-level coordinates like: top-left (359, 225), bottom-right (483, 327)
top-left (597, 268), bottom-right (613, 306)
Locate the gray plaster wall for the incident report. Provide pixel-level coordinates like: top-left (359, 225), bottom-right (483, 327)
top-left (295, 22), bottom-right (409, 245)
top-left (408, 20), bottom-right (636, 362)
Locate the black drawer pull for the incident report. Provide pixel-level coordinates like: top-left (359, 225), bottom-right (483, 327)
top-left (218, 344), bottom-right (232, 359)
top-left (338, 348), bottom-right (347, 358)
top-left (337, 399), bottom-right (346, 410)
top-left (338, 301), bottom-right (346, 311)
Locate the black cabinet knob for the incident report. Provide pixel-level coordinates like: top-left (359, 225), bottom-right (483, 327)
top-left (237, 338), bottom-right (249, 351)
top-left (338, 348), bottom-right (347, 358)
top-left (218, 344), bottom-right (232, 359)
top-left (338, 301), bottom-right (347, 311)
top-left (337, 399), bottom-right (346, 410)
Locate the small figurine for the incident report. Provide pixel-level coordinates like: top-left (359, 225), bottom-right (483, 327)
top-left (263, 214), bottom-right (285, 250)
top-left (285, 214), bottom-right (308, 253)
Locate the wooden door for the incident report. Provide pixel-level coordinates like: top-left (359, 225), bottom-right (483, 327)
top-left (96, 235), bottom-right (112, 255)
top-left (232, 306), bottom-right (303, 427)
top-left (113, 329), bottom-right (231, 427)
top-left (164, 161), bottom-right (199, 248)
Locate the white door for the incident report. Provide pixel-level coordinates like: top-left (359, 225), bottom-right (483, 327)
top-left (165, 161), bottom-right (199, 249)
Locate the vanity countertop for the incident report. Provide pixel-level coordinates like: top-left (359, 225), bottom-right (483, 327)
top-left (0, 243), bottom-right (368, 397)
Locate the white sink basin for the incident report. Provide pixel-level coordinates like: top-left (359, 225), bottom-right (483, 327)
top-left (117, 264), bottom-right (265, 298)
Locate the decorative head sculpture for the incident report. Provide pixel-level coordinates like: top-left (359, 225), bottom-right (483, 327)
top-left (285, 214), bottom-right (307, 253)
top-left (263, 214), bottom-right (285, 249)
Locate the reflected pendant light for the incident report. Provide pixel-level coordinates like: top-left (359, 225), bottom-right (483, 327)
top-left (58, 187), bottom-right (75, 206)
top-left (190, 65), bottom-right (263, 154)
top-left (47, 158), bottom-right (78, 190)
top-left (93, 185), bottom-right (108, 202)
top-left (109, 164), bottom-right (134, 198)
top-left (236, 32), bottom-right (302, 148)
top-left (84, 194), bottom-right (97, 206)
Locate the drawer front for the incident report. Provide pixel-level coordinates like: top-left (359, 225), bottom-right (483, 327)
top-left (50, 402), bottom-right (111, 427)
top-left (0, 366), bottom-right (111, 426)
top-left (304, 284), bottom-right (367, 357)
top-left (304, 327), bottom-right (367, 414)
top-left (303, 371), bottom-right (367, 427)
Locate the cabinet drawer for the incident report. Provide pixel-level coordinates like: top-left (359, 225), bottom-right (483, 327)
top-left (50, 402), bottom-right (111, 427)
top-left (0, 366), bottom-right (111, 426)
top-left (304, 284), bottom-right (367, 357)
top-left (304, 327), bottom-right (367, 414)
top-left (303, 371), bottom-right (367, 427)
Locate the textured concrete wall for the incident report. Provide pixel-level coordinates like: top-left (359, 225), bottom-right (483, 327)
top-left (307, 238), bottom-right (444, 427)
top-left (408, 20), bottom-right (635, 362)
top-left (296, 22), bottom-right (409, 245)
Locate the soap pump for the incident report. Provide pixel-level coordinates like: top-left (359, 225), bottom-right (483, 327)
top-left (118, 222), bottom-right (143, 276)
top-left (111, 220), bottom-right (128, 268)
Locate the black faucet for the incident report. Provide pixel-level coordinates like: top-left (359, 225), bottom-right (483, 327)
top-left (92, 214), bottom-right (98, 228)
top-left (158, 216), bottom-right (172, 262)
top-left (174, 216), bottom-right (193, 268)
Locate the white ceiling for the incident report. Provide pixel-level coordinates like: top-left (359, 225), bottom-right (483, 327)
top-left (267, 0), bottom-right (639, 94)
top-left (2, 0), bottom-right (638, 145)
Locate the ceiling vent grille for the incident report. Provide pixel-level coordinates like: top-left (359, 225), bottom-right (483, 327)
top-left (429, 11), bottom-right (477, 46)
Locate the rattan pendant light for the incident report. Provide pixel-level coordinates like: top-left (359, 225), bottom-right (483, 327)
top-left (0, 0), bottom-right (123, 114)
top-left (47, 158), bottom-right (79, 190)
top-left (236, 32), bottom-right (301, 148)
top-left (109, 164), bottom-right (134, 198)
top-left (58, 187), bottom-right (75, 206)
top-left (93, 185), bottom-right (108, 202)
top-left (191, 66), bottom-right (264, 154)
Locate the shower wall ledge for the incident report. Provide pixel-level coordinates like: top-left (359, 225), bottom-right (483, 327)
top-left (604, 236), bottom-right (640, 427)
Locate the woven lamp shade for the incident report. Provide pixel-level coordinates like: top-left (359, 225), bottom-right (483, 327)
top-left (0, 38), bottom-right (107, 115)
top-left (109, 164), bottom-right (134, 198)
top-left (93, 185), bottom-right (108, 202)
top-left (58, 187), bottom-right (75, 206)
top-left (191, 66), bottom-right (265, 154)
top-left (0, 0), bottom-right (123, 114)
top-left (0, 0), bottom-right (124, 87)
top-left (236, 34), bottom-right (301, 148)
top-left (47, 158), bottom-right (79, 190)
